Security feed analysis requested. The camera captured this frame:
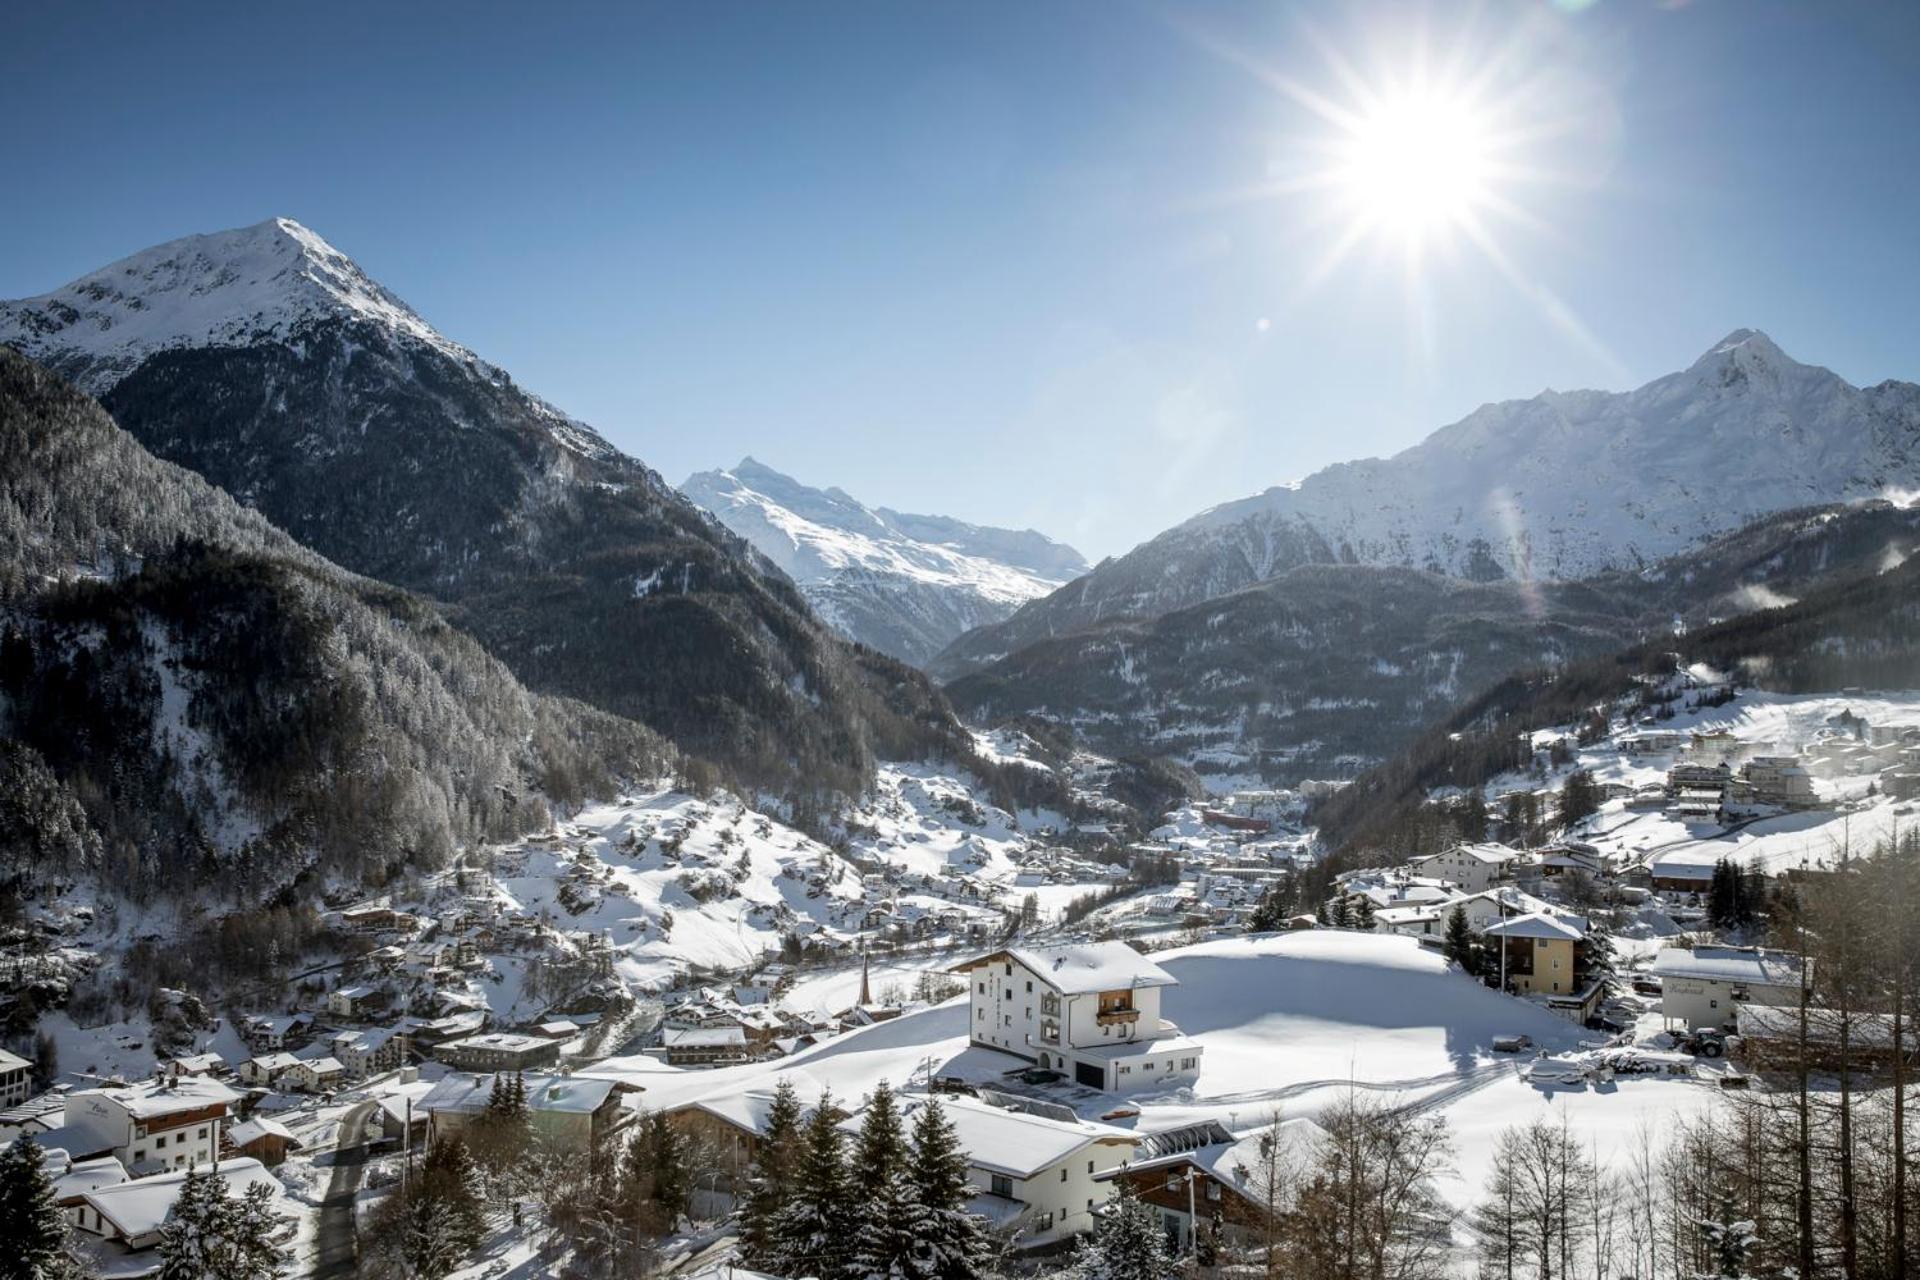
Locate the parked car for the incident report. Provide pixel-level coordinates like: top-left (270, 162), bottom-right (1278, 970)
top-left (1631, 975), bottom-right (1664, 996)
top-left (1492, 1034), bottom-right (1534, 1053)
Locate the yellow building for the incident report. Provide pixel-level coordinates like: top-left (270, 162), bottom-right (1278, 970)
top-left (1482, 912), bottom-right (1585, 997)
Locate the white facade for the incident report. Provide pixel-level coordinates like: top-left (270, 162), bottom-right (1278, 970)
top-left (1652, 946), bottom-right (1809, 1030)
top-left (0, 1049), bottom-right (31, 1108)
top-left (63, 1078), bottom-right (238, 1172)
top-left (1412, 843), bottom-right (1520, 894)
top-left (888, 1096), bottom-right (1137, 1247)
top-left (953, 942), bottom-right (1202, 1093)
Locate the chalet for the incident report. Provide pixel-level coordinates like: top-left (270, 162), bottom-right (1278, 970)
top-left (871, 1095), bottom-right (1137, 1247)
top-left (236, 1053), bottom-right (303, 1089)
top-left (61, 1077), bottom-right (239, 1173)
top-left (434, 1033), bottom-right (562, 1073)
top-left (1727, 756), bottom-right (1820, 810)
top-left (1619, 730), bottom-right (1687, 756)
top-left (1651, 946), bottom-right (1809, 1031)
top-left (1645, 853), bottom-right (1721, 894)
top-left (950, 942), bottom-right (1203, 1093)
top-left (327, 985), bottom-right (389, 1020)
top-left (73, 1158), bottom-right (283, 1253)
top-left (160, 1052), bottom-right (224, 1079)
top-left (1480, 912), bottom-right (1586, 998)
top-left (284, 1057), bottom-right (346, 1094)
top-left (664, 1069), bottom-right (835, 1186)
top-left (330, 1025), bottom-right (409, 1078)
top-left (224, 1117), bottom-right (302, 1167)
top-left (0, 1048), bottom-right (32, 1108)
top-left (47, 1152), bottom-right (129, 1210)
top-left (240, 1012), bottom-right (313, 1050)
top-left (420, 1072), bottom-right (624, 1153)
top-left (1105, 1117), bottom-right (1326, 1249)
top-left (1409, 843), bottom-right (1521, 894)
top-left (660, 1025), bottom-right (752, 1068)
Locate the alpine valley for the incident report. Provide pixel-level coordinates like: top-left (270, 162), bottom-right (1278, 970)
top-left (935, 332), bottom-right (1920, 783)
top-left (681, 457), bottom-right (1088, 666)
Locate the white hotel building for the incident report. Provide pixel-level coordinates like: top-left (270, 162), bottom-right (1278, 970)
top-left (951, 941), bottom-right (1202, 1093)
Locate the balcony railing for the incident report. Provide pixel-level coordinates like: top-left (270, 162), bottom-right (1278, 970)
top-left (1096, 1007), bottom-right (1141, 1025)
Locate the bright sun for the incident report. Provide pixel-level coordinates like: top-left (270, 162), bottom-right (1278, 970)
top-left (1334, 90), bottom-right (1494, 244)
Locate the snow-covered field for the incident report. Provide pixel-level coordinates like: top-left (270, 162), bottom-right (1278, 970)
top-left (586, 931), bottom-right (1721, 1213)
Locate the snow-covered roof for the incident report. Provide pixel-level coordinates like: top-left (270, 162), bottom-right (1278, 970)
top-left (417, 1072), bottom-right (616, 1117)
top-left (664, 1026), bottom-right (747, 1048)
top-left (440, 1032), bottom-right (552, 1053)
top-left (51, 1155), bottom-right (128, 1202)
top-left (1428, 842), bottom-right (1524, 866)
top-left (1651, 946), bottom-right (1808, 988)
top-left (671, 1069), bottom-right (832, 1135)
top-left (227, 1118), bottom-right (300, 1149)
top-left (1481, 912), bottom-right (1586, 942)
top-left (877, 1096), bottom-right (1135, 1179)
top-left (81, 1158), bottom-right (277, 1241)
top-left (0, 1048), bottom-right (29, 1071)
top-left (1120, 1118), bottom-right (1327, 1196)
top-left (75, 1075), bottom-right (239, 1119)
top-left (953, 941), bottom-right (1177, 994)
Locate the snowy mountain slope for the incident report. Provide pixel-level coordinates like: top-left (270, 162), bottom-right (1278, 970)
top-left (935, 331), bottom-right (1920, 679)
top-left (682, 458), bottom-right (1087, 664)
top-left (944, 496), bottom-right (1920, 788)
top-left (0, 219), bottom-right (970, 793)
top-left (0, 345), bottom-right (665, 902)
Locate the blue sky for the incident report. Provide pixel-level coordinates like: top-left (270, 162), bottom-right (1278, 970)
top-left (4, 1), bottom-right (1919, 560)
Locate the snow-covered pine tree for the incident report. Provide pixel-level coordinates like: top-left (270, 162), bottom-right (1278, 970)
top-left (156, 1166), bottom-right (232, 1280)
top-left (737, 1077), bottom-right (805, 1267)
top-left (1444, 904), bottom-right (1478, 976)
top-left (850, 1082), bottom-right (914, 1280)
top-left (646, 1110), bottom-right (691, 1225)
top-left (902, 1099), bottom-right (991, 1280)
top-left (227, 1181), bottom-right (289, 1280)
top-left (0, 1134), bottom-right (85, 1280)
top-left (771, 1088), bottom-right (854, 1279)
top-left (1071, 1183), bottom-right (1172, 1280)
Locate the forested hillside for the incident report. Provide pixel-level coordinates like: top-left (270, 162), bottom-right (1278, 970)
top-left (0, 347), bottom-right (667, 903)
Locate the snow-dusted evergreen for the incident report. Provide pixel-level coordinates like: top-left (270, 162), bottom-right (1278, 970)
top-left (0, 1135), bottom-right (85, 1280)
top-left (683, 457), bottom-right (1087, 665)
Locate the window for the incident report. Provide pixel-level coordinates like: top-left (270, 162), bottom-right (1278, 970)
top-left (198, 1127), bottom-right (207, 1139)
top-left (976, 1009), bottom-right (983, 1021)
top-left (1026, 980), bottom-right (1033, 993)
top-left (990, 1174), bottom-right (1014, 1198)
top-left (1025, 1007), bottom-right (1032, 1019)
top-left (1005, 963), bottom-right (1012, 976)
top-left (978, 982), bottom-right (985, 994)
top-left (1180, 1057), bottom-right (1196, 1070)
top-left (1004, 1014), bottom-right (1012, 1026)
top-left (1207, 1183), bottom-right (1222, 1201)
top-left (1037, 1211), bottom-right (1054, 1231)
top-left (1087, 1160), bottom-right (1094, 1175)
top-left (156, 1136), bottom-right (167, 1149)
top-left (1061, 1169), bottom-right (1068, 1182)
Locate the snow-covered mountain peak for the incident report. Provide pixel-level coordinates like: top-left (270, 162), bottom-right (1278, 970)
top-left (0, 217), bottom-right (479, 391)
top-left (681, 459), bottom-right (1088, 664)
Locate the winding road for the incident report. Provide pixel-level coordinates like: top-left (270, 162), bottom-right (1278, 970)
top-left (313, 1099), bottom-right (378, 1279)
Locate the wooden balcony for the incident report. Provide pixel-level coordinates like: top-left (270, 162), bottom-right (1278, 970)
top-left (1096, 1006), bottom-right (1141, 1026)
